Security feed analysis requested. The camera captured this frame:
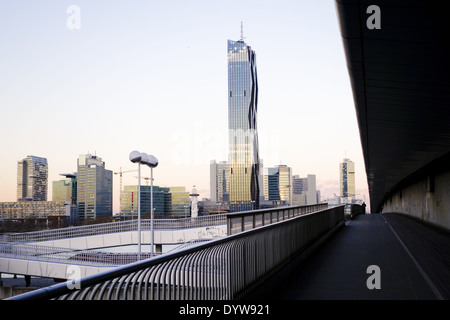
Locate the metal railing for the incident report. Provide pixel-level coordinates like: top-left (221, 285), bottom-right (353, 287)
top-left (1, 214), bottom-right (227, 243)
top-left (344, 203), bottom-right (366, 219)
top-left (0, 240), bottom-right (216, 268)
top-left (0, 242), bottom-right (161, 267)
top-left (226, 203), bottom-right (328, 234)
top-left (8, 205), bottom-right (345, 300)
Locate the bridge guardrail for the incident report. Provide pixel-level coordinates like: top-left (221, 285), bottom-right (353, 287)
top-left (226, 203), bottom-right (328, 234)
top-left (344, 204), bottom-right (366, 219)
top-left (7, 204), bottom-right (345, 300)
top-left (1, 214), bottom-right (227, 243)
top-left (0, 242), bottom-right (161, 267)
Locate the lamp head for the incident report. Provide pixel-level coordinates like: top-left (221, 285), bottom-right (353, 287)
top-left (146, 155), bottom-right (158, 168)
top-left (129, 150), bottom-right (142, 163)
top-left (139, 152), bottom-right (149, 165)
top-left (129, 151), bottom-right (158, 167)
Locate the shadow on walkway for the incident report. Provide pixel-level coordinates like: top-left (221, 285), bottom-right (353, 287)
top-left (257, 213), bottom-right (449, 300)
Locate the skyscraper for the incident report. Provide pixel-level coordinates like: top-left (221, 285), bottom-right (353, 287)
top-left (264, 167), bottom-right (280, 202)
top-left (17, 155), bottom-right (48, 201)
top-left (52, 173), bottom-right (77, 205)
top-left (52, 173), bottom-right (78, 222)
top-left (227, 36), bottom-right (260, 212)
top-left (340, 158), bottom-right (355, 203)
top-left (76, 154), bottom-right (113, 219)
top-left (292, 174), bottom-right (319, 205)
top-left (210, 160), bottom-right (229, 203)
top-left (264, 165), bottom-right (292, 205)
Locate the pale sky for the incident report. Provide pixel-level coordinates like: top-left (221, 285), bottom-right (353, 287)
top-left (0, 0), bottom-right (370, 214)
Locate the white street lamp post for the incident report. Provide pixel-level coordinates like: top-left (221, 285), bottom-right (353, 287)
top-left (150, 165), bottom-right (154, 255)
top-left (129, 151), bottom-right (158, 260)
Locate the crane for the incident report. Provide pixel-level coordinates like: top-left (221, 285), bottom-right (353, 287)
top-left (114, 167), bottom-right (138, 192)
top-left (114, 168), bottom-right (138, 216)
top-left (134, 176), bottom-right (152, 186)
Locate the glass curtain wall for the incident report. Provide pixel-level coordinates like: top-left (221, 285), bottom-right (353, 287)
top-left (227, 39), bottom-right (260, 212)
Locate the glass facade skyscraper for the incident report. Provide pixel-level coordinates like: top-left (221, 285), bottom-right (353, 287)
top-left (17, 155), bottom-right (48, 202)
top-left (77, 154), bottom-right (113, 219)
top-left (340, 158), bottom-right (355, 203)
top-left (52, 173), bottom-right (77, 205)
top-left (210, 160), bottom-right (229, 203)
top-left (264, 165), bottom-right (292, 205)
top-left (265, 167), bottom-right (280, 201)
top-left (121, 185), bottom-right (170, 218)
top-left (120, 185), bottom-right (190, 218)
top-left (227, 38), bottom-right (260, 212)
top-left (292, 174), bottom-right (318, 205)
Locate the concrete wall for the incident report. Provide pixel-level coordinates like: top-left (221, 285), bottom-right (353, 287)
top-left (0, 257), bottom-right (113, 280)
top-left (382, 170), bottom-right (450, 231)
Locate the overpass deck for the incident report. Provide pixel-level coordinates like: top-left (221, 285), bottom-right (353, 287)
top-left (261, 213), bottom-right (449, 300)
top-left (4, 208), bottom-right (449, 300)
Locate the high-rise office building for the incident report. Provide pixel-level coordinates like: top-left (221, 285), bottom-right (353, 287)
top-left (168, 187), bottom-right (191, 217)
top-left (76, 154), bottom-right (113, 219)
top-left (120, 185), bottom-right (170, 218)
top-left (210, 160), bottom-right (229, 203)
top-left (340, 158), bottom-right (355, 203)
top-left (52, 173), bottom-right (77, 205)
top-left (227, 36), bottom-right (260, 212)
top-left (120, 185), bottom-right (190, 218)
top-left (292, 174), bottom-right (319, 205)
top-left (278, 165), bottom-right (292, 205)
top-left (17, 155), bottom-right (48, 202)
top-left (264, 167), bottom-right (280, 202)
top-left (264, 165), bottom-right (292, 205)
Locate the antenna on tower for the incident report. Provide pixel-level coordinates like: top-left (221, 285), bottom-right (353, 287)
top-left (240, 21), bottom-right (245, 41)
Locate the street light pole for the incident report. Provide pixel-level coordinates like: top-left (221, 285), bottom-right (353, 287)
top-left (130, 150), bottom-right (158, 260)
top-left (150, 166), bottom-right (154, 256)
top-left (137, 163), bottom-right (141, 260)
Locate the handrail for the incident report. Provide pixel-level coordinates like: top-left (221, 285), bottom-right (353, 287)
top-left (226, 203), bottom-right (328, 234)
top-left (8, 205), bottom-right (345, 300)
top-left (344, 203), bottom-right (366, 219)
top-left (2, 214), bottom-right (227, 243)
top-left (0, 242), bottom-right (161, 267)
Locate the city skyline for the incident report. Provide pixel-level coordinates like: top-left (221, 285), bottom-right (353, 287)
top-left (0, 1), bottom-right (370, 214)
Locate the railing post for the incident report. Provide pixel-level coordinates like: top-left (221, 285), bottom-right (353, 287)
top-left (253, 213), bottom-right (256, 229)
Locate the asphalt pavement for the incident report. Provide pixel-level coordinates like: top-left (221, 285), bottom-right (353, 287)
top-left (267, 213), bottom-right (449, 300)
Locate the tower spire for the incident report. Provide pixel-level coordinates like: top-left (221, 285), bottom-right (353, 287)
top-left (240, 21), bottom-right (245, 41)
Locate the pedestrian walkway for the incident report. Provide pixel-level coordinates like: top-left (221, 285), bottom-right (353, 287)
top-left (267, 213), bottom-right (449, 300)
